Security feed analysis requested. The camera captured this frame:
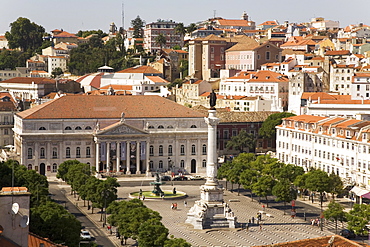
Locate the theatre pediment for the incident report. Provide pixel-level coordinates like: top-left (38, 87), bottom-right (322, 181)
top-left (96, 122), bottom-right (147, 136)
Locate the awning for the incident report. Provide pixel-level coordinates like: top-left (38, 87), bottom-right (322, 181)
top-left (350, 186), bottom-right (370, 198)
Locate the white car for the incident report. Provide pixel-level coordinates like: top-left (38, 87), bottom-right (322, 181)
top-left (189, 175), bottom-right (204, 180)
top-left (80, 230), bottom-right (92, 240)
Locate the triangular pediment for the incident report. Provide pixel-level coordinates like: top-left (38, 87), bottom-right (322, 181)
top-left (96, 121), bottom-right (148, 136)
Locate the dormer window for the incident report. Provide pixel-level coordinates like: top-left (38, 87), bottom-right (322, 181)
top-left (65, 126), bottom-right (72, 130)
top-left (158, 125), bottom-right (164, 129)
top-left (319, 126), bottom-right (323, 132)
top-left (363, 133), bottom-right (367, 139)
top-left (331, 128), bottom-right (336, 134)
top-left (39, 127), bottom-right (46, 130)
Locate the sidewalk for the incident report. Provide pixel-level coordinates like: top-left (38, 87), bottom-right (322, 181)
top-left (296, 193), bottom-right (354, 212)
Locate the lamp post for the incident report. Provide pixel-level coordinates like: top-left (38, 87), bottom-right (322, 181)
top-left (168, 157), bottom-right (173, 177)
top-left (101, 190), bottom-right (108, 226)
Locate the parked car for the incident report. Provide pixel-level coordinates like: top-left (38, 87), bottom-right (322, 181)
top-left (173, 176), bottom-right (188, 181)
top-left (339, 229), bottom-right (356, 239)
top-left (80, 230), bottom-right (92, 240)
top-left (161, 175), bottom-right (171, 181)
top-left (189, 175), bottom-right (204, 180)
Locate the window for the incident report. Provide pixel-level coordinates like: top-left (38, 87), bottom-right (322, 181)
top-left (223, 130), bottom-right (229, 139)
top-left (149, 145), bottom-right (154, 156)
top-left (168, 145), bottom-right (173, 156)
top-left (4, 129), bottom-right (8, 135)
top-left (202, 159), bottom-right (206, 167)
top-left (159, 145), bottom-right (163, 156)
top-left (180, 160), bottom-right (185, 168)
top-left (149, 161), bottom-right (154, 169)
top-left (75, 126), bottom-right (82, 130)
top-left (52, 147), bottom-right (58, 159)
top-left (159, 160), bottom-right (163, 169)
top-left (191, 144), bottom-right (196, 155)
top-left (52, 163), bottom-right (57, 173)
top-left (66, 147), bottom-right (71, 158)
top-left (86, 147), bottom-right (91, 157)
top-left (39, 127), bottom-right (46, 130)
top-left (158, 125), bottom-right (164, 129)
top-left (28, 148), bottom-right (33, 159)
top-left (148, 126), bottom-right (155, 129)
top-left (190, 125), bottom-right (197, 128)
top-left (65, 126), bottom-right (72, 130)
top-left (180, 145), bottom-right (185, 155)
top-left (266, 51), bottom-right (270, 60)
top-left (76, 147), bottom-right (81, 158)
top-left (27, 164), bottom-right (32, 170)
top-left (85, 126), bottom-right (92, 130)
top-left (39, 147), bottom-right (45, 159)
top-left (202, 144), bottom-right (207, 155)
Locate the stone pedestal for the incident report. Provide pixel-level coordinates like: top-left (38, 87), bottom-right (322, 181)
top-left (186, 109), bottom-right (237, 229)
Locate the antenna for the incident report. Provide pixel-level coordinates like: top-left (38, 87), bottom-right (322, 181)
top-left (213, 10), bottom-right (216, 18)
top-left (11, 203), bottom-right (19, 215)
top-left (20, 215), bottom-right (29, 228)
top-left (122, 1), bottom-right (125, 31)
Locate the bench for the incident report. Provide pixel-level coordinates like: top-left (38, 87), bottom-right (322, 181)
top-left (228, 199), bottom-right (240, 202)
top-left (266, 213), bottom-right (273, 218)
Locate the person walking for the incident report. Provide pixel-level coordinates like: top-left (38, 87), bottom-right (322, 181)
top-left (259, 223), bottom-right (262, 231)
top-left (184, 201), bottom-right (187, 207)
top-left (246, 223), bottom-right (249, 232)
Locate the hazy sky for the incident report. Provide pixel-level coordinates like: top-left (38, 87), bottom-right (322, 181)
top-left (1, 0), bottom-right (369, 34)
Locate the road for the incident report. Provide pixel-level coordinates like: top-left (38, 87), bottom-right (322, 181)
top-left (49, 181), bottom-right (114, 247)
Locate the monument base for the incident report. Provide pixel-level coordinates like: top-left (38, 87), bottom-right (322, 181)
top-left (186, 185), bottom-right (237, 230)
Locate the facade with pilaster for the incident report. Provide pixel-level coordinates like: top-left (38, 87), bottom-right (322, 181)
top-left (13, 95), bottom-right (208, 176)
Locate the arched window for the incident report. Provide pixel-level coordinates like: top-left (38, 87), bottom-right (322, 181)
top-left (202, 159), bottom-right (207, 167)
top-left (149, 145), bottom-right (154, 156)
top-left (190, 125), bottom-right (197, 128)
top-left (85, 126), bottom-right (92, 130)
top-left (27, 164), bottom-right (32, 170)
top-left (75, 126), bottom-right (82, 130)
top-left (86, 147), bottom-right (91, 157)
top-left (52, 147), bottom-right (58, 159)
top-left (159, 145), bottom-right (163, 156)
top-left (149, 160), bottom-right (154, 169)
top-left (167, 125), bottom-right (174, 129)
top-left (159, 160), bottom-right (163, 169)
top-left (191, 144), bottom-right (196, 155)
top-left (76, 147), bottom-right (81, 158)
top-left (65, 126), bottom-right (72, 130)
top-left (40, 148), bottom-right (45, 159)
top-left (66, 147), bottom-right (71, 158)
top-left (28, 148), bottom-right (33, 159)
top-left (168, 145), bottom-right (173, 156)
top-left (39, 127), bottom-right (46, 130)
top-left (158, 125), bottom-right (164, 129)
top-left (202, 144), bottom-right (207, 155)
top-left (52, 163), bottom-right (57, 173)
top-left (148, 126), bottom-right (155, 129)
top-left (180, 145), bottom-right (185, 155)
top-left (180, 160), bottom-right (185, 168)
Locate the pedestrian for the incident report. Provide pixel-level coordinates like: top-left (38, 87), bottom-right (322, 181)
top-left (171, 203), bottom-right (174, 210)
top-left (173, 187), bottom-right (176, 195)
top-left (174, 203), bottom-right (178, 209)
top-left (251, 217), bottom-right (255, 224)
top-left (184, 201), bottom-right (187, 207)
top-left (142, 195), bottom-right (145, 201)
top-left (246, 223), bottom-right (249, 232)
top-left (262, 205), bottom-right (265, 211)
top-left (259, 223), bottom-right (262, 231)
top-left (248, 219), bottom-right (251, 224)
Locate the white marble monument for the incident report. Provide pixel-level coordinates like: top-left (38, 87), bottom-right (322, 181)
top-left (186, 102), bottom-right (237, 229)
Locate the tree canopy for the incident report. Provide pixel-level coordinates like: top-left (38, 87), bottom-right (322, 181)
top-left (226, 129), bottom-right (256, 153)
top-left (131, 16), bottom-right (145, 38)
top-left (155, 33), bottom-right (167, 49)
top-left (259, 112), bottom-right (296, 139)
top-left (5, 17), bottom-right (45, 52)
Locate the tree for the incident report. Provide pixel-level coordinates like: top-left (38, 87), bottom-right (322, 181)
top-left (226, 129), bottom-right (256, 153)
top-left (164, 236), bottom-right (191, 247)
top-left (259, 112), bottom-right (296, 139)
top-left (217, 161), bottom-right (232, 190)
top-left (56, 160), bottom-right (81, 182)
top-left (30, 201), bottom-right (81, 246)
top-left (155, 34), bottom-right (167, 50)
top-left (228, 153), bottom-right (255, 195)
top-left (51, 67), bottom-right (63, 78)
top-left (272, 179), bottom-right (297, 215)
top-left (174, 23), bottom-right (186, 37)
top-left (324, 201), bottom-right (347, 234)
top-left (252, 175), bottom-right (276, 207)
top-left (5, 17), bottom-right (45, 52)
top-left (294, 173), bottom-right (308, 200)
top-left (328, 172), bottom-right (343, 200)
top-left (186, 23), bottom-right (197, 36)
top-left (347, 204), bottom-right (370, 240)
top-left (179, 59), bottom-right (188, 79)
top-left (305, 169), bottom-right (330, 210)
top-left (76, 29), bottom-right (107, 38)
top-left (138, 218), bottom-right (169, 247)
top-left (131, 16), bottom-right (145, 38)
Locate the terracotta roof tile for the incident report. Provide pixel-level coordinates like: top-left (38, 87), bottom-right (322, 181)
top-left (0, 77), bottom-right (55, 85)
top-left (116, 65), bottom-right (162, 74)
top-left (16, 95), bottom-right (206, 120)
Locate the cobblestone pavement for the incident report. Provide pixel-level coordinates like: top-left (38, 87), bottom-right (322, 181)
top-left (54, 175), bottom-right (353, 247)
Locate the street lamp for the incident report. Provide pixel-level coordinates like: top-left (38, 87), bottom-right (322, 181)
top-left (168, 157), bottom-right (174, 177)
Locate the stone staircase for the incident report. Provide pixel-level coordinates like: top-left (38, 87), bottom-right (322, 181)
top-left (203, 214), bottom-right (231, 229)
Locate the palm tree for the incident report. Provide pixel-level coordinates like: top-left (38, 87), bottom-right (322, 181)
top-left (174, 23), bottom-right (186, 37)
top-left (155, 33), bottom-right (166, 50)
top-left (186, 23), bottom-right (197, 37)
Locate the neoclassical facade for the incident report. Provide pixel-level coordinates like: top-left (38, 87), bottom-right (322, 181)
top-left (13, 95), bottom-right (208, 176)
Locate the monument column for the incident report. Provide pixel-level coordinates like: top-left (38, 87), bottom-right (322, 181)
top-left (116, 141), bottom-right (120, 173)
top-left (106, 142), bottom-right (110, 172)
top-left (136, 141), bottom-right (140, 174)
top-left (145, 140), bottom-right (150, 176)
top-left (95, 141), bottom-right (99, 172)
top-left (126, 141), bottom-right (131, 174)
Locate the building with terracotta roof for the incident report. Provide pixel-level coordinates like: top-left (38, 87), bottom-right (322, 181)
top-left (276, 114), bottom-right (370, 190)
top-left (13, 95), bottom-right (209, 176)
top-left (257, 20), bottom-right (279, 30)
top-left (0, 35), bottom-right (8, 49)
top-left (0, 67), bottom-right (30, 82)
top-left (175, 79), bottom-right (212, 107)
top-left (143, 20), bottom-right (184, 54)
top-left (212, 12), bottom-right (255, 30)
top-left (309, 17), bottom-right (340, 31)
top-left (153, 49), bottom-right (189, 82)
top-left (0, 92), bottom-right (17, 148)
top-left (51, 30), bottom-right (79, 44)
top-left (219, 70), bottom-right (288, 111)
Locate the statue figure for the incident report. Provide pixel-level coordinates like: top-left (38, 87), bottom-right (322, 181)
top-left (209, 90), bottom-right (217, 109)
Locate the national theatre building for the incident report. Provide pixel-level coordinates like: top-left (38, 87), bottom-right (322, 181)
top-left (13, 95), bottom-right (208, 176)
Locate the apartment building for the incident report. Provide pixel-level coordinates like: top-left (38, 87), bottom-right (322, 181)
top-left (276, 115), bottom-right (370, 189)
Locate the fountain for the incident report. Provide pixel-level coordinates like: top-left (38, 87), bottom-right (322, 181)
top-left (150, 172), bottom-right (165, 196)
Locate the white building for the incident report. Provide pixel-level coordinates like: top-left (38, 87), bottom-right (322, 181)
top-left (13, 95), bottom-right (208, 177)
top-left (219, 70), bottom-right (288, 111)
top-left (276, 115), bottom-right (370, 189)
top-left (310, 17), bottom-right (340, 30)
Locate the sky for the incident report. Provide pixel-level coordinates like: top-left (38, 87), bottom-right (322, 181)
top-left (1, 0), bottom-right (370, 35)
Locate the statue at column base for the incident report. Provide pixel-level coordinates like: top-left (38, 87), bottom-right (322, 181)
top-left (126, 171), bottom-right (131, 175)
top-left (136, 170), bottom-right (141, 175)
